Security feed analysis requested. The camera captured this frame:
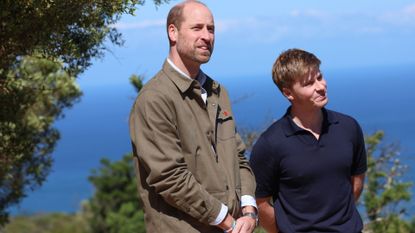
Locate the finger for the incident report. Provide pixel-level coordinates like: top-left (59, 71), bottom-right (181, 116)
top-left (239, 217), bottom-right (255, 233)
top-left (232, 219), bottom-right (244, 233)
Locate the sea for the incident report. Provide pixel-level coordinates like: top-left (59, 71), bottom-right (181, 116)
top-left (10, 65), bottom-right (415, 217)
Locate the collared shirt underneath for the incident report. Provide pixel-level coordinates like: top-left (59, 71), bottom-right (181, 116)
top-left (167, 58), bottom-right (207, 104)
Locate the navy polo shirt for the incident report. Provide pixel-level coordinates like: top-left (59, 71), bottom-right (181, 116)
top-left (250, 108), bottom-right (367, 233)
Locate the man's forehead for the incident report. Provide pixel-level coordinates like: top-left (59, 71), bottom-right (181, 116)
top-left (310, 67), bottom-right (321, 77)
top-left (181, 3), bottom-right (213, 22)
top-left (299, 67), bottom-right (321, 82)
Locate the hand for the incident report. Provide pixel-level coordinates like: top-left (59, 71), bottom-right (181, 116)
top-left (218, 214), bottom-right (236, 232)
top-left (232, 215), bottom-right (256, 233)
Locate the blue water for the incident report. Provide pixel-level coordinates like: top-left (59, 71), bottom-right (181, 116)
top-left (10, 65), bottom-right (415, 217)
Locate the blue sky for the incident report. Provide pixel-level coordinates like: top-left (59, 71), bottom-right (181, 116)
top-left (78, 0), bottom-right (415, 87)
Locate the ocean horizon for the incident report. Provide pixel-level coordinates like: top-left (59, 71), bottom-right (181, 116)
top-left (10, 65), bottom-right (415, 218)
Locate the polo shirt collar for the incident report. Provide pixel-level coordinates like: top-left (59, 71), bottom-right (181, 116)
top-left (282, 107), bottom-right (339, 137)
top-left (324, 108), bottom-right (339, 125)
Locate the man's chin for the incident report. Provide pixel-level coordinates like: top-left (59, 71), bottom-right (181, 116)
top-left (319, 99), bottom-right (328, 108)
top-left (196, 56), bottom-right (211, 64)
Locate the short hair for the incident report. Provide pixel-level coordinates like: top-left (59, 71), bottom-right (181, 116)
top-left (272, 48), bottom-right (321, 92)
top-left (166, 0), bottom-right (207, 30)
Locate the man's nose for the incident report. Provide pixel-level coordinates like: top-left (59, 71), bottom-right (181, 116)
top-left (316, 80), bottom-right (326, 91)
top-left (200, 27), bottom-right (212, 41)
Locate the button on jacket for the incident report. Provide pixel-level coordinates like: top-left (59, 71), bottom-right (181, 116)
top-left (129, 61), bottom-right (256, 232)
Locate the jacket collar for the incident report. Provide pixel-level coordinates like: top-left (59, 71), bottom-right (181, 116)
top-left (162, 60), bottom-right (196, 93)
top-left (162, 59), bottom-right (220, 96)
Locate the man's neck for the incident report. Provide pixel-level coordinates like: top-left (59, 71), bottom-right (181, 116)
top-left (290, 105), bottom-right (323, 136)
top-left (168, 54), bottom-right (200, 79)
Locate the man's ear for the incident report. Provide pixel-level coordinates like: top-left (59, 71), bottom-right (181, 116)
top-left (168, 24), bottom-right (178, 43)
top-left (282, 87), bottom-right (294, 101)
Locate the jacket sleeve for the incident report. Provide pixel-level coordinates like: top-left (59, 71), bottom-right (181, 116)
top-left (129, 89), bottom-right (222, 225)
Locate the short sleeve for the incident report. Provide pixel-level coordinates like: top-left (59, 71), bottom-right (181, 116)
top-left (249, 135), bottom-right (278, 198)
top-left (351, 119), bottom-right (367, 175)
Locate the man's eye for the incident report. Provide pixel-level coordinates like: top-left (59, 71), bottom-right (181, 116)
top-left (304, 80), bottom-right (314, 86)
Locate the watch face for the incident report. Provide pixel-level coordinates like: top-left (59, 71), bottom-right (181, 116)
top-left (242, 212), bottom-right (258, 221)
top-left (243, 212), bottom-right (259, 226)
top-left (243, 212), bottom-right (257, 218)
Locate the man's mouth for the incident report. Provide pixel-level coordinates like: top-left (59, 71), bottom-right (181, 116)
top-left (199, 46), bottom-right (209, 51)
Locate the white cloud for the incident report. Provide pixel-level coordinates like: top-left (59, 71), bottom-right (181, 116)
top-left (356, 26), bottom-right (385, 34)
top-left (110, 4), bottom-right (415, 45)
top-left (403, 3), bottom-right (415, 15)
top-left (215, 17), bottom-right (290, 43)
top-left (379, 3), bottom-right (415, 26)
top-left (289, 9), bottom-right (330, 21)
top-left (215, 19), bottom-right (241, 33)
top-left (216, 17), bottom-right (274, 33)
top-left (214, 7), bottom-right (410, 43)
top-left (111, 19), bottom-right (165, 30)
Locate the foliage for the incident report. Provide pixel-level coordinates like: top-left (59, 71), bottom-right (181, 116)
top-left (2, 212), bottom-right (90, 233)
top-left (0, 56), bottom-right (81, 224)
top-left (363, 130), bottom-right (414, 233)
top-left (0, 0), bottom-right (168, 225)
top-left (87, 154), bottom-right (145, 233)
top-left (129, 74), bottom-right (144, 94)
top-left (0, 0), bottom-right (168, 75)
top-left (253, 227), bottom-right (267, 233)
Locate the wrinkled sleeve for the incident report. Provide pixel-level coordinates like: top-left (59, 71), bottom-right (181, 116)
top-left (130, 90), bottom-right (222, 224)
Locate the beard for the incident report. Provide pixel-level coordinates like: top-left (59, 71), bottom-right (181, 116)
top-left (192, 50), bottom-right (212, 64)
top-left (177, 42), bottom-right (214, 65)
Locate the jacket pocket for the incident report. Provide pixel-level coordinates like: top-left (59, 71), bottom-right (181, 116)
top-left (217, 109), bottom-right (235, 140)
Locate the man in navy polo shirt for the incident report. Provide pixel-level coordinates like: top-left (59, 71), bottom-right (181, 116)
top-left (250, 49), bottom-right (367, 233)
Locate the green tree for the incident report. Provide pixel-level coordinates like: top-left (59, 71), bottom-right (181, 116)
top-left (88, 154), bottom-right (145, 233)
top-left (0, 0), bottom-right (168, 225)
top-left (85, 74), bottom-right (145, 233)
top-left (0, 56), bottom-right (81, 225)
top-left (0, 0), bottom-right (167, 75)
top-left (363, 131), bottom-right (414, 233)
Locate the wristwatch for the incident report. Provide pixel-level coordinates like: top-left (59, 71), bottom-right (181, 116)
top-left (243, 212), bottom-right (259, 226)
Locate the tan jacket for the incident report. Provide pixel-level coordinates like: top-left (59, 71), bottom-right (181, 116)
top-left (129, 61), bottom-right (256, 232)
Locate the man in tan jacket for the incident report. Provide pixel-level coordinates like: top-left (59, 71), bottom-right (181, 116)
top-left (129, 1), bottom-right (257, 232)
